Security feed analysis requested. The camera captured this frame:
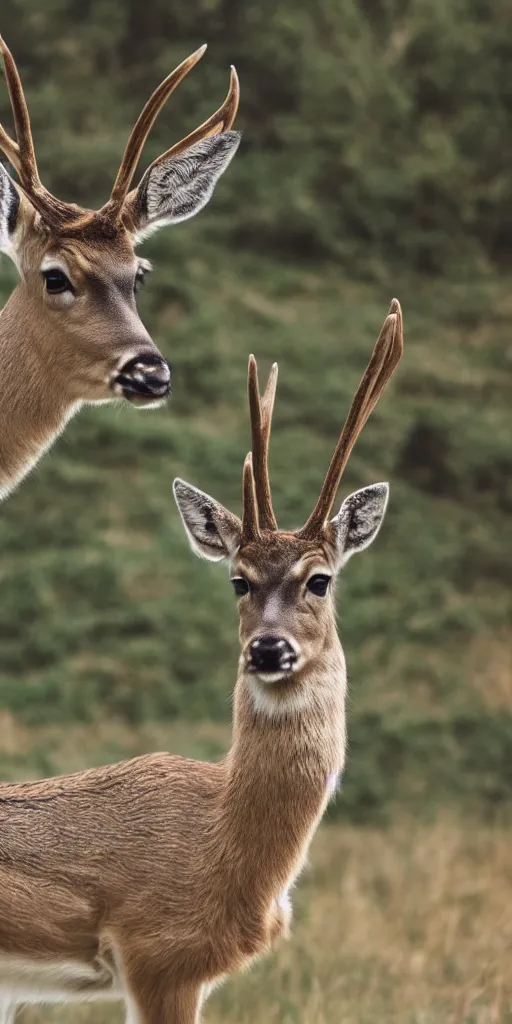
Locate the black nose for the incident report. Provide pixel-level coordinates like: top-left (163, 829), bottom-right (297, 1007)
top-left (248, 635), bottom-right (297, 674)
top-left (114, 354), bottom-right (171, 401)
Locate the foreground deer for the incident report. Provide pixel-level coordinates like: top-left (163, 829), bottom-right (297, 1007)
top-left (0, 301), bottom-right (402, 1023)
top-left (0, 38), bottom-right (240, 499)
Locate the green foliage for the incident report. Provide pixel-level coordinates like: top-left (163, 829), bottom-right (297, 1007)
top-left (0, 1), bottom-right (511, 819)
top-left (2, 0), bottom-right (512, 272)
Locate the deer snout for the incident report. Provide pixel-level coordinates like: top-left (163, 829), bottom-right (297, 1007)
top-left (247, 636), bottom-right (297, 677)
top-left (112, 352), bottom-right (171, 406)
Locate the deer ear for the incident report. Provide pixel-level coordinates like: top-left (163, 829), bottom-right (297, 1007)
top-left (173, 478), bottom-right (242, 562)
top-left (330, 483), bottom-right (389, 568)
top-left (127, 132), bottom-right (241, 241)
top-left (0, 165), bottom-right (21, 259)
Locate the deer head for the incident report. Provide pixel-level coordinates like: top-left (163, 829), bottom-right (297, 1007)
top-left (174, 300), bottom-right (403, 689)
top-left (0, 37), bottom-right (240, 408)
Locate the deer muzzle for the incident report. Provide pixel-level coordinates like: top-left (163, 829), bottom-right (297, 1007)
top-left (247, 635), bottom-right (298, 676)
top-left (113, 354), bottom-right (171, 405)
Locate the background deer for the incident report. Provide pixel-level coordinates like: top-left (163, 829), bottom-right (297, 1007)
top-left (0, 300), bottom-right (402, 1024)
top-left (0, 37), bottom-right (240, 499)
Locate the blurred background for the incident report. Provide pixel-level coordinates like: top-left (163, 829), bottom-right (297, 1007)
top-left (1, 1), bottom-right (511, 1021)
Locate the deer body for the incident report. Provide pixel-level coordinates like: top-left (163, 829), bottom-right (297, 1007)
top-left (0, 648), bottom-right (346, 1021)
top-left (0, 38), bottom-right (240, 498)
top-left (0, 302), bottom-right (402, 1021)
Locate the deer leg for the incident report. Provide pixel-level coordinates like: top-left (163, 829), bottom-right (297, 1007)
top-left (0, 1002), bottom-right (16, 1024)
top-left (126, 980), bottom-right (203, 1024)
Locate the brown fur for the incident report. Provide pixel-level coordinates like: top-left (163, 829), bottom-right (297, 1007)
top-left (0, 532), bottom-right (347, 1023)
top-left (0, 210), bottom-right (164, 498)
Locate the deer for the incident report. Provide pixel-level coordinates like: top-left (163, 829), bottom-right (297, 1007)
top-left (0, 300), bottom-right (403, 1023)
top-left (0, 36), bottom-right (240, 500)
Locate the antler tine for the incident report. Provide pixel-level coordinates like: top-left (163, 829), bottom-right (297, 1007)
top-left (0, 36), bottom-right (39, 189)
top-left (105, 44), bottom-right (208, 219)
top-left (0, 36), bottom-right (75, 226)
top-left (299, 299), bottom-right (403, 539)
top-left (241, 452), bottom-right (261, 544)
top-left (142, 64), bottom-right (239, 170)
top-left (247, 355), bottom-right (278, 531)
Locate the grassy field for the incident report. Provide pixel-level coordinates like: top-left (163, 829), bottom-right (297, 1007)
top-left (7, 719), bottom-right (512, 1024)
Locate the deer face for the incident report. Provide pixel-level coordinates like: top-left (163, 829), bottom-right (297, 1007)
top-left (173, 481), bottom-right (389, 683)
top-left (232, 534), bottom-right (335, 679)
top-left (7, 214), bottom-right (170, 406)
top-left (0, 39), bottom-right (240, 409)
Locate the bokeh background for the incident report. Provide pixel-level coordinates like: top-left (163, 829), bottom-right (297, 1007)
top-left (1, 1), bottom-right (512, 1021)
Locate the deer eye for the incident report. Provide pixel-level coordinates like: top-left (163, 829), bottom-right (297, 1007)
top-left (231, 577), bottom-right (250, 597)
top-left (306, 574), bottom-right (331, 597)
top-left (42, 268), bottom-right (72, 294)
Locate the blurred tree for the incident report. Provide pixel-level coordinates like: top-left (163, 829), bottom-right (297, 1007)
top-left (1, 0), bottom-right (511, 272)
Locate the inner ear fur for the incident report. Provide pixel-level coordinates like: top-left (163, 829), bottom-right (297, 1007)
top-left (0, 165), bottom-right (21, 254)
top-left (125, 132), bottom-right (241, 239)
top-left (173, 478), bottom-right (242, 562)
top-left (329, 482), bottom-right (389, 567)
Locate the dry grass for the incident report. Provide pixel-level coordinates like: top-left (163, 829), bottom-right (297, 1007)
top-left (467, 631), bottom-right (512, 713)
top-left (18, 815), bottom-right (512, 1024)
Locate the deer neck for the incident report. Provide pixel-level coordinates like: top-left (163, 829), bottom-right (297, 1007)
top-left (219, 632), bottom-right (347, 902)
top-left (0, 288), bottom-right (79, 499)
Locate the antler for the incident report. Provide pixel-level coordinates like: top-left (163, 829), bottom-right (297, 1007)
top-left (0, 36), bottom-right (82, 226)
top-left (247, 355), bottom-right (278, 531)
top-left (0, 36), bottom-right (239, 230)
top-left (106, 52), bottom-right (239, 223)
top-left (298, 299), bottom-right (403, 539)
top-left (241, 453), bottom-right (260, 544)
top-left (0, 36), bottom-right (37, 184)
top-left (105, 45), bottom-right (207, 220)
top-left (143, 64), bottom-right (239, 167)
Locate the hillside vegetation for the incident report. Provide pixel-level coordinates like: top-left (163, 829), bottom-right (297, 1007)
top-left (0, 0), bottom-right (511, 823)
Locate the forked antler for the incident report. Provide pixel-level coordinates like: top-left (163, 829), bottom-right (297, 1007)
top-left (105, 53), bottom-right (239, 222)
top-left (103, 46), bottom-right (207, 219)
top-left (0, 37), bottom-right (239, 228)
top-left (298, 298), bottom-right (403, 539)
top-left (240, 301), bottom-right (403, 544)
top-left (135, 64), bottom-right (239, 166)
